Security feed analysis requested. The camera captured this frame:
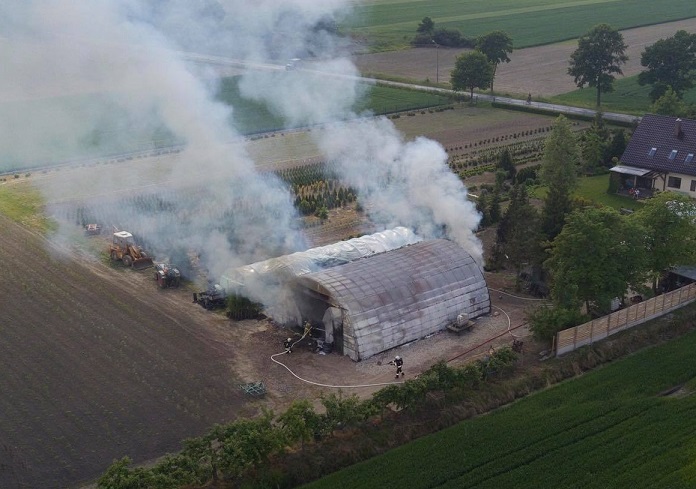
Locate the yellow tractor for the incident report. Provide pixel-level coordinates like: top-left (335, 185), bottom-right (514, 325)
top-left (109, 231), bottom-right (154, 270)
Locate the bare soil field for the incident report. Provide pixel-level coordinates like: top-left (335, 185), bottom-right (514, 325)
top-left (0, 215), bottom-right (251, 488)
top-left (351, 18), bottom-right (696, 97)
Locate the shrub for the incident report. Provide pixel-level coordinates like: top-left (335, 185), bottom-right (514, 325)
top-left (528, 305), bottom-right (588, 342)
top-left (226, 294), bottom-right (263, 320)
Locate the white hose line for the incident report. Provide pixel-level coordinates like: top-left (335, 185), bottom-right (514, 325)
top-left (489, 287), bottom-right (549, 301)
top-left (271, 305), bottom-right (519, 389)
top-left (491, 303), bottom-right (524, 341)
top-left (270, 352), bottom-right (404, 389)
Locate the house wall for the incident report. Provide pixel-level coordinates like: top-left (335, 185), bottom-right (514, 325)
top-left (659, 171), bottom-right (696, 198)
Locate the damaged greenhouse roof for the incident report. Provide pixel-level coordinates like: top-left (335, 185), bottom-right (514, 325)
top-left (295, 239), bottom-right (490, 360)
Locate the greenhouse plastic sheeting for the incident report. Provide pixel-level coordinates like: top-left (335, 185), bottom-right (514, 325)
top-left (219, 227), bottom-right (421, 290)
top-left (296, 239), bottom-right (490, 361)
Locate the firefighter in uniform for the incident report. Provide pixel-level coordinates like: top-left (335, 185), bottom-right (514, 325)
top-left (284, 337), bottom-right (293, 353)
top-left (389, 355), bottom-right (404, 378)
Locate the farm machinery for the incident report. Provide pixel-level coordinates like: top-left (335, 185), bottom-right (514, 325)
top-left (109, 231), bottom-right (154, 270)
top-left (154, 263), bottom-right (181, 288)
top-left (84, 223), bottom-right (102, 236)
top-left (193, 284), bottom-right (227, 310)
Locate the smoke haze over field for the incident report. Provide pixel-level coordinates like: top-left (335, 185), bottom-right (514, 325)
top-left (2, 0), bottom-right (482, 286)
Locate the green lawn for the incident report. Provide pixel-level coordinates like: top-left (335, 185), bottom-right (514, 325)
top-left (531, 174), bottom-right (642, 211)
top-left (304, 323), bottom-right (696, 489)
top-left (550, 75), bottom-right (696, 115)
top-left (344, 0), bottom-right (696, 51)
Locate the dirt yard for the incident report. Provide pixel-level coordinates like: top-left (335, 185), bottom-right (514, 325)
top-left (351, 19), bottom-right (696, 97)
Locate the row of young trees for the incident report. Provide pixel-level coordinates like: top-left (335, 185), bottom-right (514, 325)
top-left (477, 116), bottom-right (626, 226)
top-left (97, 349), bottom-right (518, 488)
top-left (488, 115), bottom-right (696, 341)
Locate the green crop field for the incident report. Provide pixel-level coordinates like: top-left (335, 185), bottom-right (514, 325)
top-left (217, 77), bottom-right (451, 134)
top-left (1, 82), bottom-right (450, 173)
top-left (550, 75), bottom-right (696, 115)
top-left (344, 0), bottom-right (696, 51)
top-left (304, 324), bottom-right (696, 488)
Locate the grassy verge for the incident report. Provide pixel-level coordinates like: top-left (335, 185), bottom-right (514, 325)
top-left (0, 181), bottom-right (54, 233)
top-left (302, 308), bottom-right (696, 488)
top-left (550, 75), bottom-right (696, 115)
top-left (344, 0), bottom-right (696, 52)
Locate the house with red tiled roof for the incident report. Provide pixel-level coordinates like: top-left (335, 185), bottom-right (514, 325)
top-left (611, 114), bottom-right (696, 198)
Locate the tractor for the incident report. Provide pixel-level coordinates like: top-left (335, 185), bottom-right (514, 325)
top-left (154, 263), bottom-right (181, 288)
top-left (109, 231), bottom-right (154, 270)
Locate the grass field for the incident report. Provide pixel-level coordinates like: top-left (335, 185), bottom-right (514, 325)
top-left (344, 0), bottom-right (696, 51)
top-left (550, 75), bottom-right (696, 115)
top-left (0, 181), bottom-right (54, 232)
top-left (304, 320), bottom-right (696, 488)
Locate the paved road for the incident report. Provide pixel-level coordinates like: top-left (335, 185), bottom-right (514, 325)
top-left (176, 51), bottom-right (642, 126)
top-left (369, 78), bottom-right (642, 126)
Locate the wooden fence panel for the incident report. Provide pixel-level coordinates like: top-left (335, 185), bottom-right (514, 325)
top-left (556, 329), bottom-right (576, 356)
top-left (594, 317), bottom-right (609, 338)
top-left (645, 296), bottom-right (657, 316)
top-left (626, 304), bottom-right (638, 323)
top-left (555, 284), bottom-right (696, 357)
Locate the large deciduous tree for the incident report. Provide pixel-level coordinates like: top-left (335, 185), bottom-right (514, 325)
top-left (631, 192), bottom-right (696, 293)
top-left (450, 51), bottom-right (494, 100)
top-left (416, 16), bottom-right (434, 36)
top-left (638, 30), bottom-right (696, 101)
top-left (546, 207), bottom-right (647, 315)
top-left (568, 24), bottom-right (628, 107)
top-left (476, 31), bottom-right (513, 93)
top-left (539, 115), bottom-right (580, 241)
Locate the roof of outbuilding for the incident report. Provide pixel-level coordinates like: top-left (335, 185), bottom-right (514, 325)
top-left (620, 114), bottom-right (696, 176)
top-left (296, 239), bottom-right (490, 360)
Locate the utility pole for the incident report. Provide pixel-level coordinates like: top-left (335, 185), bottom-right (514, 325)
top-left (432, 40), bottom-right (439, 84)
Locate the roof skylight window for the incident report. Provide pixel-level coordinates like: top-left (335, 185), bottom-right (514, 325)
top-left (686, 153), bottom-right (694, 164)
top-left (648, 147), bottom-right (657, 157)
top-left (669, 149), bottom-right (678, 160)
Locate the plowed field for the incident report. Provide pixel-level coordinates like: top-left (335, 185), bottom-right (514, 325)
top-left (0, 215), bottom-right (249, 488)
top-left (351, 18), bottom-right (696, 97)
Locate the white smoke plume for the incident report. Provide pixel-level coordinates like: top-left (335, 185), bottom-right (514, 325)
top-left (1, 0), bottom-right (482, 285)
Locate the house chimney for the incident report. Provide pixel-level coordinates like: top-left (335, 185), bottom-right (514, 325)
top-left (675, 118), bottom-right (684, 139)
